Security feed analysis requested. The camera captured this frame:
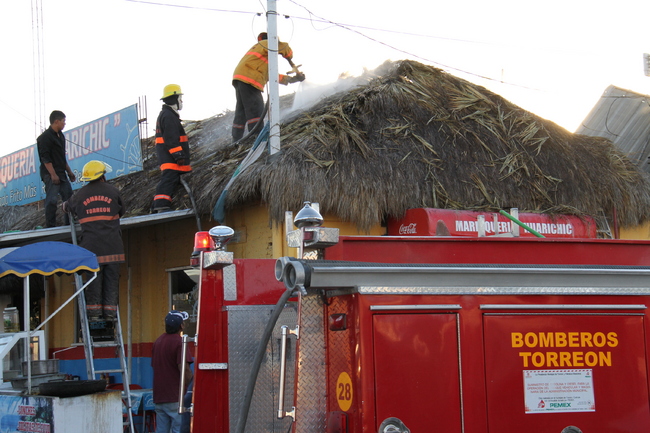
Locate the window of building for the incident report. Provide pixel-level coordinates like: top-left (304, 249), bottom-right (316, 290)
top-left (167, 267), bottom-right (199, 337)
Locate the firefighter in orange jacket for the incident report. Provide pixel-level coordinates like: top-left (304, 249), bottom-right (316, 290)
top-left (153, 84), bottom-right (191, 212)
top-left (231, 32), bottom-right (305, 141)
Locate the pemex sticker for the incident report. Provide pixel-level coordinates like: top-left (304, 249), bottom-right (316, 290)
top-left (523, 369), bottom-right (595, 414)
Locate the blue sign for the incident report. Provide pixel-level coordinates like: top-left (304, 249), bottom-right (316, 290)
top-left (0, 104), bottom-right (142, 207)
top-left (0, 395), bottom-right (54, 432)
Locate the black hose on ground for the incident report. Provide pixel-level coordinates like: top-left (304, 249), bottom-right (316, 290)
top-left (235, 287), bottom-right (295, 433)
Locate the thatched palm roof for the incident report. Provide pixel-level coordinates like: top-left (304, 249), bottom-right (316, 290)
top-left (3, 59), bottom-right (650, 234)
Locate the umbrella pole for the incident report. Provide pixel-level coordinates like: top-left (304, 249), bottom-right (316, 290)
top-left (24, 277), bottom-right (31, 394)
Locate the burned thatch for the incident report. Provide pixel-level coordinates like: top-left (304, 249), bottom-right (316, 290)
top-left (3, 59), bottom-right (650, 234)
top-left (199, 60), bottom-right (650, 231)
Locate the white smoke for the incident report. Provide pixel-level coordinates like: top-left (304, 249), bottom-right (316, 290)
top-left (282, 69), bottom-right (378, 119)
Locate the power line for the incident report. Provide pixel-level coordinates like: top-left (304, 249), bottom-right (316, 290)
top-left (124, 0), bottom-right (540, 91)
top-left (286, 0), bottom-right (538, 90)
top-left (124, 0), bottom-right (260, 16)
top-left (31, 0), bottom-right (46, 139)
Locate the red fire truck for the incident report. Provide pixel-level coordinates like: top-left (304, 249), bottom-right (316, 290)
top-left (187, 205), bottom-right (650, 433)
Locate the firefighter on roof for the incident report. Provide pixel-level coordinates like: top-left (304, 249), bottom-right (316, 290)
top-left (231, 32), bottom-right (305, 141)
top-left (153, 84), bottom-right (192, 213)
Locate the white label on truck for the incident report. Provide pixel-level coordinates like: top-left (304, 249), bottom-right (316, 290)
top-left (523, 369), bottom-right (595, 414)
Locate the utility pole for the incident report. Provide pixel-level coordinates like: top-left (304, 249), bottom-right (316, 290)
top-left (267, 0), bottom-right (281, 154)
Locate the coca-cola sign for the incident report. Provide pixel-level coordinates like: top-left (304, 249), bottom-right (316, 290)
top-left (398, 223), bottom-right (417, 234)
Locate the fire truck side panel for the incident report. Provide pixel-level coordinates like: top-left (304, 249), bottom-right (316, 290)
top-left (326, 295), bottom-right (360, 432)
top-left (229, 259), bottom-right (289, 305)
top-left (194, 259), bottom-right (291, 433)
top-left (483, 313), bottom-right (650, 433)
top-left (194, 267), bottom-right (229, 432)
top-left (372, 312), bottom-right (463, 432)
top-left (325, 236), bottom-right (650, 266)
top-left (343, 292), bottom-right (650, 433)
top-left (354, 294), bottom-right (486, 433)
top-left (194, 235), bottom-right (650, 433)
top-left (227, 303), bottom-right (297, 433)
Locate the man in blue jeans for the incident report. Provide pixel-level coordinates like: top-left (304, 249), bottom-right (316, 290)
top-left (152, 311), bottom-right (193, 433)
top-left (37, 110), bottom-right (76, 227)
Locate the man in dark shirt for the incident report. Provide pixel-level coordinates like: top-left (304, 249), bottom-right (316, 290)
top-left (152, 311), bottom-right (193, 433)
top-left (63, 160), bottom-right (125, 319)
top-left (37, 110), bottom-right (76, 227)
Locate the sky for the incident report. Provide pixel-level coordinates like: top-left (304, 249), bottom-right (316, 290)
top-left (1, 0), bottom-right (648, 157)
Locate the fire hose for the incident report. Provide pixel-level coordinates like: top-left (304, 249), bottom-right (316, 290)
top-left (180, 177), bottom-right (201, 232)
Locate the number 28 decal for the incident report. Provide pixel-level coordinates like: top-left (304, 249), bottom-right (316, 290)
top-left (336, 372), bottom-right (353, 411)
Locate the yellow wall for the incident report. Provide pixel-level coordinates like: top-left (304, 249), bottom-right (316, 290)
top-left (619, 221), bottom-right (650, 240)
top-left (227, 203), bottom-right (276, 259)
top-left (46, 274), bottom-right (76, 350)
top-left (121, 218), bottom-right (200, 344)
top-left (225, 205), bottom-right (387, 259)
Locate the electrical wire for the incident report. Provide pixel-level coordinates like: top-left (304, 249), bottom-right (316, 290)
top-left (122, 0), bottom-right (552, 90)
top-left (30, 0), bottom-right (46, 139)
top-left (286, 0), bottom-right (539, 90)
top-left (124, 0), bottom-right (256, 15)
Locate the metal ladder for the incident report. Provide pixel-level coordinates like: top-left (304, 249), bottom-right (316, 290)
top-left (69, 218), bottom-right (135, 433)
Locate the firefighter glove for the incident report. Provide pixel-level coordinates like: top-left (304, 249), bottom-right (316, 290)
top-left (287, 73), bottom-right (305, 84)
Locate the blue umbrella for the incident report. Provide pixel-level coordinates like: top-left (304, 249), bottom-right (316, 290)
top-left (0, 242), bottom-right (99, 278)
top-left (0, 242), bottom-right (99, 393)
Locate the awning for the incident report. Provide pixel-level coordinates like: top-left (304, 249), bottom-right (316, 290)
top-left (0, 242), bottom-right (99, 278)
top-left (0, 242), bottom-right (99, 392)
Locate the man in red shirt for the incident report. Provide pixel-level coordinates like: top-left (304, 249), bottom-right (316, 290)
top-left (151, 311), bottom-right (193, 433)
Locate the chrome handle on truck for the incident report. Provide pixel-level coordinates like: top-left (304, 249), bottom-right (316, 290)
top-left (278, 325), bottom-right (299, 420)
top-left (179, 334), bottom-right (196, 414)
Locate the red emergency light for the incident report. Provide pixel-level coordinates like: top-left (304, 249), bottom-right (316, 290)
top-left (194, 231), bottom-right (214, 251)
top-left (190, 231), bottom-right (214, 267)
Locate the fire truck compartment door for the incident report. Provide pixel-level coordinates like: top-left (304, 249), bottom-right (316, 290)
top-left (483, 314), bottom-right (650, 433)
top-left (372, 313), bottom-right (462, 433)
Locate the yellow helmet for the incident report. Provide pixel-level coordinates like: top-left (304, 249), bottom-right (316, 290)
top-left (161, 84), bottom-right (183, 100)
top-left (80, 160), bottom-right (112, 182)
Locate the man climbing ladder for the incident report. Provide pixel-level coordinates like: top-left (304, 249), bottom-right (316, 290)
top-left (63, 160), bottom-right (125, 320)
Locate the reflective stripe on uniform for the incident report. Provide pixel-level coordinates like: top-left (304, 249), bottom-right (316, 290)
top-left (154, 194), bottom-right (172, 202)
top-left (78, 215), bottom-right (120, 224)
top-left (246, 51), bottom-right (268, 63)
top-left (233, 74), bottom-right (264, 90)
top-left (160, 163), bottom-right (192, 172)
top-left (97, 254), bottom-right (125, 264)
